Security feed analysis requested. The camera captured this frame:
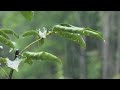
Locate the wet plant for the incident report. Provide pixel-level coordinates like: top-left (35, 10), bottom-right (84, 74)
top-left (0, 11), bottom-right (104, 79)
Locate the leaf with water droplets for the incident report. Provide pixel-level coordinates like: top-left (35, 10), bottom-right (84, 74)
top-left (22, 51), bottom-right (62, 64)
top-left (0, 29), bottom-right (19, 38)
top-left (0, 36), bottom-right (15, 49)
top-left (0, 31), bottom-right (9, 39)
top-left (24, 57), bottom-right (33, 65)
top-left (55, 31), bottom-right (86, 48)
top-left (53, 25), bottom-right (85, 35)
top-left (83, 28), bottom-right (104, 40)
top-left (52, 24), bottom-right (104, 44)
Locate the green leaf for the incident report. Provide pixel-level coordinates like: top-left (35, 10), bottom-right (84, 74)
top-left (60, 23), bottom-right (73, 27)
top-left (0, 57), bottom-right (7, 64)
top-left (22, 30), bottom-right (40, 37)
top-left (21, 11), bottom-right (34, 21)
top-left (0, 29), bottom-right (19, 38)
top-left (53, 24), bottom-right (104, 41)
top-left (0, 31), bottom-right (9, 39)
top-left (0, 36), bottom-right (15, 49)
top-left (24, 57), bottom-right (33, 65)
top-left (22, 51), bottom-right (62, 64)
top-left (55, 31), bottom-right (86, 48)
top-left (53, 25), bottom-right (85, 35)
top-left (83, 28), bottom-right (104, 40)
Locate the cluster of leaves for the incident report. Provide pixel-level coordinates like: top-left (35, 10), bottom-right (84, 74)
top-left (0, 11), bottom-right (104, 74)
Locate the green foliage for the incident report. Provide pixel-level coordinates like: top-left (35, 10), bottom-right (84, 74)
top-left (0, 36), bottom-right (15, 49)
top-left (53, 24), bottom-right (84, 34)
top-left (24, 57), bottom-right (33, 65)
top-left (0, 29), bottom-right (19, 38)
top-left (0, 11), bottom-right (104, 79)
top-left (54, 31), bottom-right (86, 48)
top-left (0, 31), bottom-right (9, 39)
top-left (20, 11), bottom-right (34, 21)
top-left (82, 28), bottom-right (104, 40)
top-left (53, 25), bottom-right (104, 40)
top-left (22, 30), bottom-right (40, 38)
top-left (22, 51), bottom-right (62, 64)
top-left (52, 24), bottom-right (104, 48)
top-left (0, 57), bottom-right (7, 64)
top-left (0, 57), bottom-right (22, 72)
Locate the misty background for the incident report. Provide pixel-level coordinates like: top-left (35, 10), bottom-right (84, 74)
top-left (0, 11), bottom-right (119, 79)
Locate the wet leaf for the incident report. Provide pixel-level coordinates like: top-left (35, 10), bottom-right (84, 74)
top-left (23, 51), bottom-right (62, 64)
top-left (0, 29), bottom-right (19, 38)
top-left (55, 31), bottom-right (86, 48)
top-left (0, 31), bottom-right (9, 39)
top-left (24, 57), bottom-right (33, 65)
top-left (0, 36), bottom-right (15, 49)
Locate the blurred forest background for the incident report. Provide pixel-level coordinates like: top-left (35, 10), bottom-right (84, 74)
top-left (0, 11), bottom-right (119, 79)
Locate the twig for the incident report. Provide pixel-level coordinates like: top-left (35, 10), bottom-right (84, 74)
top-left (19, 38), bottom-right (42, 55)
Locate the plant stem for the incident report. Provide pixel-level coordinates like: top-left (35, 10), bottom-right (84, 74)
top-left (19, 38), bottom-right (42, 55)
top-left (8, 38), bottom-right (42, 79)
top-left (8, 49), bottom-right (20, 79)
top-left (9, 69), bottom-right (14, 79)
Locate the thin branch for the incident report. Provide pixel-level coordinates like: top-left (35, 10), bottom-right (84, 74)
top-left (19, 38), bottom-right (42, 55)
top-left (9, 69), bottom-right (14, 79)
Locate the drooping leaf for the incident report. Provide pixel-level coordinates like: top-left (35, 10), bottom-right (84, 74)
top-left (85, 27), bottom-right (103, 37)
top-left (22, 30), bottom-right (40, 37)
top-left (53, 24), bottom-right (104, 41)
top-left (0, 36), bottom-right (15, 49)
top-left (0, 29), bottom-right (19, 38)
top-left (24, 57), bottom-right (33, 65)
top-left (60, 23), bottom-right (73, 27)
top-left (83, 28), bottom-right (104, 40)
top-left (53, 25), bottom-right (85, 35)
top-left (54, 31), bottom-right (86, 48)
top-left (22, 51), bottom-right (62, 64)
top-left (0, 31), bottom-right (9, 39)
top-left (21, 11), bottom-right (34, 21)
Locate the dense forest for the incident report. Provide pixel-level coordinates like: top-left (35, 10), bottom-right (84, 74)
top-left (0, 11), bottom-right (119, 79)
